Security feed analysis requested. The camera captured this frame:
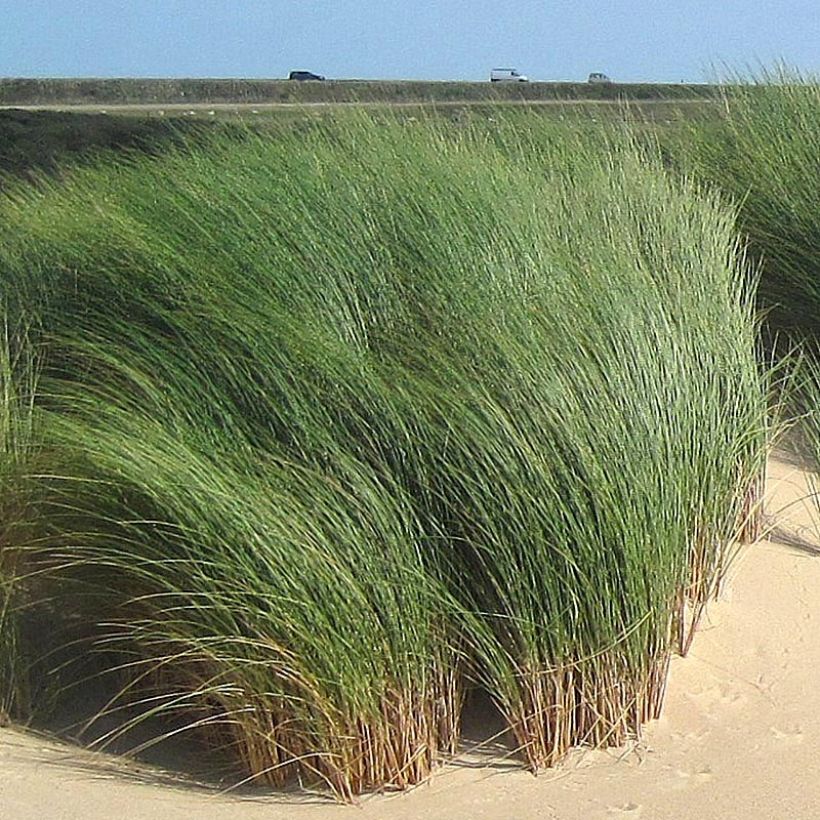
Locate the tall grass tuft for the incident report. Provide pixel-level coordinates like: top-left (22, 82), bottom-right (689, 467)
top-left (680, 70), bottom-right (819, 505)
top-left (681, 68), bottom-right (820, 332)
top-left (0, 319), bottom-right (40, 722)
top-left (0, 112), bottom-right (769, 795)
top-left (391, 124), bottom-right (769, 766)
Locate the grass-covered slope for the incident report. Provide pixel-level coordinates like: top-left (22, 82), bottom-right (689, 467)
top-left (0, 109), bottom-right (205, 185)
top-left (0, 114), bottom-right (768, 797)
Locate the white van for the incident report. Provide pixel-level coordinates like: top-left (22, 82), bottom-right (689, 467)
top-left (490, 68), bottom-right (529, 83)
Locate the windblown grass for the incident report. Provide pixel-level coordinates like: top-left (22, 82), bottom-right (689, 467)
top-left (681, 68), bottom-right (820, 332)
top-left (0, 320), bottom-right (39, 722)
top-left (680, 70), bottom-right (820, 499)
top-left (393, 124), bottom-right (769, 765)
top-left (0, 112), bottom-right (769, 797)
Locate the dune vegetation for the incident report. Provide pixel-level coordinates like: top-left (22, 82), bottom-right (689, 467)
top-left (681, 68), bottom-right (820, 333)
top-left (680, 69), bottom-right (820, 490)
top-left (0, 110), bottom-right (771, 798)
top-left (0, 322), bottom-right (39, 723)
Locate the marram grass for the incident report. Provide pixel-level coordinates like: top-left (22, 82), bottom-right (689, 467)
top-left (0, 112), bottom-right (768, 797)
top-left (682, 68), bottom-right (820, 333)
top-left (0, 321), bottom-right (40, 722)
top-left (679, 68), bottom-right (820, 537)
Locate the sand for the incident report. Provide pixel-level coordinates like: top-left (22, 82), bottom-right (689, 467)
top-left (2, 453), bottom-right (818, 819)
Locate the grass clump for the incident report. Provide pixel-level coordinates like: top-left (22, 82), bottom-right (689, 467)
top-left (0, 321), bottom-right (40, 723)
top-left (679, 69), bottom-right (820, 491)
top-left (681, 68), bottom-right (820, 332)
top-left (0, 112), bottom-right (768, 797)
top-left (396, 127), bottom-right (768, 766)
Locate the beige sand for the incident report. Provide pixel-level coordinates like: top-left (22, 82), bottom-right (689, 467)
top-left (2, 453), bottom-right (818, 819)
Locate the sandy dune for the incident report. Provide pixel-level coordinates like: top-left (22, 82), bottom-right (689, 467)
top-left (1, 453), bottom-right (818, 819)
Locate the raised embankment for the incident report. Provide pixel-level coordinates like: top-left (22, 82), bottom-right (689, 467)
top-left (0, 78), bottom-right (713, 107)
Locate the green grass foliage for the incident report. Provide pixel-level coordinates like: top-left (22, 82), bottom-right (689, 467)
top-left (0, 113), bottom-right (768, 797)
top-left (0, 322), bottom-right (39, 722)
top-left (683, 69), bottom-right (820, 331)
top-left (680, 70), bottom-right (820, 502)
top-left (0, 109), bottom-right (205, 184)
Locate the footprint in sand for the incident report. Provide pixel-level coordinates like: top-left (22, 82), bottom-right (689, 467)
top-left (607, 802), bottom-right (642, 816)
top-left (675, 764), bottom-right (714, 782)
top-left (771, 725), bottom-right (804, 743)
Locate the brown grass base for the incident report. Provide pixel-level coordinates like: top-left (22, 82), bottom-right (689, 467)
top-left (220, 670), bottom-right (462, 801)
top-left (505, 652), bottom-right (671, 771)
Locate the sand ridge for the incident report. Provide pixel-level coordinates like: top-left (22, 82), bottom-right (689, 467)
top-left (1, 454), bottom-right (818, 819)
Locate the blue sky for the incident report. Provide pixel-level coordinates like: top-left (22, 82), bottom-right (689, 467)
top-left (1, 1), bottom-right (818, 83)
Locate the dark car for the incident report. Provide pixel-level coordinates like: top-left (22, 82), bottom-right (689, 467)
top-left (288, 70), bottom-right (325, 81)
